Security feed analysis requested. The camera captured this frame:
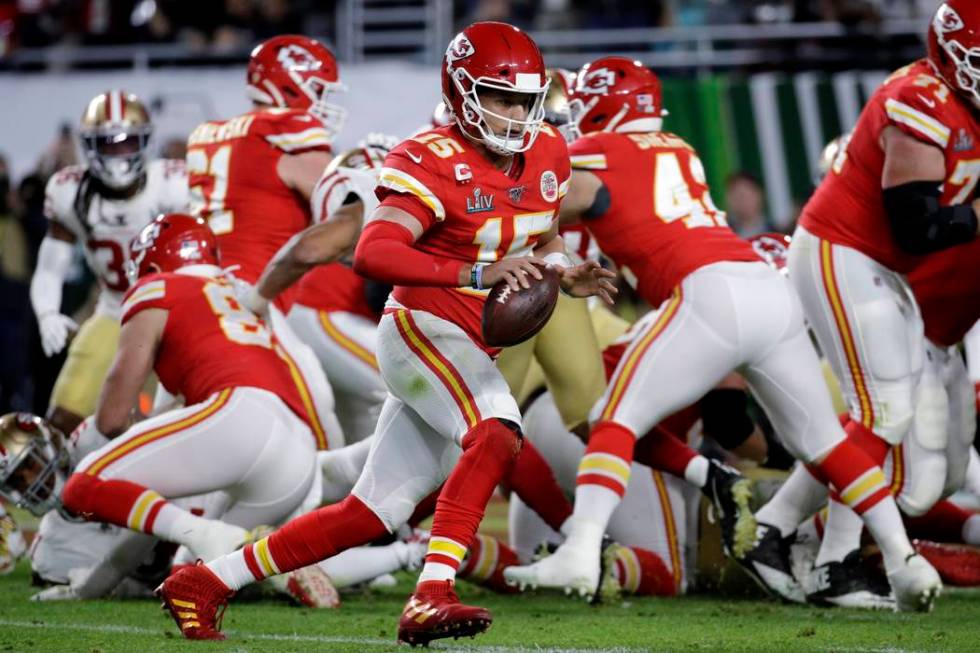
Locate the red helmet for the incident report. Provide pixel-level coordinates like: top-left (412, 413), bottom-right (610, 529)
top-left (441, 21), bottom-right (549, 155)
top-left (128, 213), bottom-right (219, 281)
top-left (246, 35), bottom-right (346, 140)
top-left (748, 232), bottom-right (791, 275)
top-left (568, 56), bottom-right (666, 138)
top-left (928, 2), bottom-right (980, 109)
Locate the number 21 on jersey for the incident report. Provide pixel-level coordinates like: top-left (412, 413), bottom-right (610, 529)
top-left (187, 146), bottom-right (234, 235)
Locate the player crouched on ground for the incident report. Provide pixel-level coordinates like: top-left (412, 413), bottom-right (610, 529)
top-left (59, 214), bottom-right (321, 565)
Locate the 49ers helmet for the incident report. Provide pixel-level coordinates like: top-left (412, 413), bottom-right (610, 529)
top-left (0, 413), bottom-right (68, 517)
top-left (79, 90), bottom-right (152, 190)
top-left (246, 35), bottom-right (347, 140)
top-left (441, 21), bottom-right (549, 155)
top-left (568, 56), bottom-right (667, 138)
top-left (128, 213), bottom-right (219, 282)
top-left (544, 68), bottom-right (577, 141)
top-left (929, 1), bottom-right (980, 109)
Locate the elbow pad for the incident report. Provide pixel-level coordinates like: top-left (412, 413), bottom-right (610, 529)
top-left (699, 388), bottom-right (755, 450)
top-left (883, 181), bottom-right (978, 254)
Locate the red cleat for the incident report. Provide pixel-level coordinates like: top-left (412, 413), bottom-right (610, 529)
top-left (156, 561), bottom-right (234, 640)
top-left (397, 580), bottom-right (491, 646)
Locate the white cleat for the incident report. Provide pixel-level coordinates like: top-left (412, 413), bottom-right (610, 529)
top-left (887, 553), bottom-right (942, 613)
top-left (503, 543), bottom-right (598, 599)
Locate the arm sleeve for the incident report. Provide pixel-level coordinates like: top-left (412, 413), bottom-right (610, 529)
top-left (352, 219), bottom-right (464, 287)
top-left (29, 237), bottom-right (74, 318)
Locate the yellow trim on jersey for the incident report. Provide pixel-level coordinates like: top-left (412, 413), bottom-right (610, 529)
top-left (884, 99), bottom-right (950, 149)
top-left (558, 178), bottom-right (570, 199)
top-left (122, 280), bottom-right (166, 317)
top-left (265, 127), bottom-right (332, 151)
top-left (570, 154), bottom-right (608, 170)
top-left (273, 344), bottom-right (330, 450)
top-left (378, 167), bottom-right (446, 220)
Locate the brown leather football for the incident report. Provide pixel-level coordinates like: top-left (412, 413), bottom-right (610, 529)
top-left (482, 265), bottom-right (560, 348)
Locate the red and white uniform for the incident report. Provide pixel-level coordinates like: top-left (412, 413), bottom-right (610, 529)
top-left (73, 268), bottom-right (321, 530)
top-left (570, 129), bottom-right (847, 466)
top-left (377, 124), bottom-right (570, 353)
top-left (288, 166), bottom-right (386, 442)
top-left (791, 60), bottom-right (980, 445)
top-left (348, 124), bottom-right (570, 530)
top-left (187, 108), bottom-right (344, 449)
top-left (890, 240), bottom-right (980, 516)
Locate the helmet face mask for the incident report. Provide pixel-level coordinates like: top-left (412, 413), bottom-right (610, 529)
top-left (929, 2), bottom-right (980, 110)
top-left (247, 35), bottom-right (347, 141)
top-left (79, 91), bottom-right (153, 191)
top-left (0, 413), bottom-right (68, 517)
top-left (441, 22), bottom-right (549, 156)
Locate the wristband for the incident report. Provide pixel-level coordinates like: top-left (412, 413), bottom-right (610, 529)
top-left (471, 263), bottom-right (487, 290)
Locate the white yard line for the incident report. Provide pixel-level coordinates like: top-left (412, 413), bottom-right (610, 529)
top-left (0, 619), bottom-right (643, 652)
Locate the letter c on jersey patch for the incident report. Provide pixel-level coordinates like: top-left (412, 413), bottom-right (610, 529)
top-left (454, 163), bottom-right (473, 182)
top-left (540, 170), bottom-right (558, 202)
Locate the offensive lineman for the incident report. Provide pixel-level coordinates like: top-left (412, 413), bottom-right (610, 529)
top-left (503, 56), bottom-right (941, 612)
top-left (157, 21), bottom-right (615, 644)
top-left (30, 91), bottom-right (189, 437)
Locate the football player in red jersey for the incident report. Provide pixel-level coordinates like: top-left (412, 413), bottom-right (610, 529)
top-left (186, 34), bottom-right (347, 451)
top-left (503, 56), bottom-right (941, 612)
top-left (59, 214), bottom-right (321, 568)
top-left (157, 22), bottom-right (614, 644)
top-left (769, 0), bottom-right (980, 603)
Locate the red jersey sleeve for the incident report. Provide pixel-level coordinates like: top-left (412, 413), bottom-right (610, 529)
top-left (120, 275), bottom-right (171, 324)
top-left (256, 110), bottom-right (334, 154)
top-left (569, 134), bottom-right (611, 173)
top-left (376, 144), bottom-right (448, 230)
top-left (881, 71), bottom-right (955, 151)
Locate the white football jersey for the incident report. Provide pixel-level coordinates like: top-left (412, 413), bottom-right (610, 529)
top-left (43, 159), bottom-right (190, 318)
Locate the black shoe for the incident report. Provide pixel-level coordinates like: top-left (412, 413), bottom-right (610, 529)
top-left (702, 459), bottom-right (757, 559)
top-left (591, 535), bottom-right (622, 605)
top-left (807, 550), bottom-right (895, 610)
top-left (735, 522), bottom-right (805, 603)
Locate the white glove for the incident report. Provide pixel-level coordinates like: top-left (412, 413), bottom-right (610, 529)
top-left (230, 276), bottom-right (270, 318)
top-left (38, 312), bottom-right (78, 357)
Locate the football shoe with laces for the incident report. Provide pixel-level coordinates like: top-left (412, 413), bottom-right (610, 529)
top-left (735, 522), bottom-right (805, 603)
top-left (806, 549), bottom-right (895, 610)
top-left (397, 580), bottom-right (491, 646)
top-left (702, 459), bottom-right (757, 559)
top-left (156, 562), bottom-right (233, 640)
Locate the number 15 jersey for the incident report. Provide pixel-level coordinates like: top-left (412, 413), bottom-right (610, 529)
top-left (568, 131), bottom-right (758, 309)
top-left (375, 124), bottom-right (570, 351)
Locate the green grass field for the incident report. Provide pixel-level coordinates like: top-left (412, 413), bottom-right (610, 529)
top-left (1, 561), bottom-right (978, 653)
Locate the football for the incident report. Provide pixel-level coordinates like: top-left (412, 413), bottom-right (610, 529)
top-left (482, 265), bottom-right (560, 347)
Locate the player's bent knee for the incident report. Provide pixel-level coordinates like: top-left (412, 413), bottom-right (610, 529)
top-left (876, 410), bottom-right (914, 446)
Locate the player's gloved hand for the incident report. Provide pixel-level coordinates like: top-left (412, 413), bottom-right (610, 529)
top-left (551, 259), bottom-right (619, 306)
top-left (482, 257), bottom-right (547, 292)
top-left (230, 276), bottom-right (270, 318)
top-left (359, 132), bottom-right (400, 152)
top-left (37, 312), bottom-right (78, 357)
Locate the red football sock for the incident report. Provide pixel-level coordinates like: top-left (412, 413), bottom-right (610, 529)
top-left (577, 421), bottom-right (636, 498)
top-left (258, 495), bottom-right (388, 577)
top-left (844, 418), bottom-right (890, 466)
top-left (62, 473), bottom-right (166, 533)
top-left (614, 546), bottom-right (676, 597)
top-left (500, 439), bottom-right (572, 532)
top-left (423, 419), bottom-right (521, 573)
top-left (807, 438), bottom-right (889, 515)
top-left (906, 499), bottom-right (974, 543)
top-left (633, 426), bottom-right (697, 479)
top-left (459, 533), bottom-right (520, 593)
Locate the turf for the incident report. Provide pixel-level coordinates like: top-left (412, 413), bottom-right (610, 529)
top-left (1, 563), bottom-right (977, 653)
